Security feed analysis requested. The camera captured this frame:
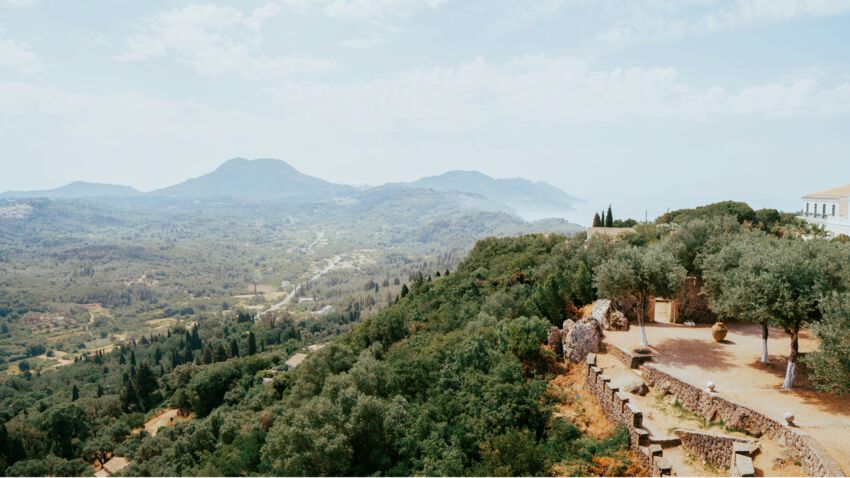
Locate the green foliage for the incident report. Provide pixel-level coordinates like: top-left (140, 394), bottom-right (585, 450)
top-left (184, 361), bottom-right (242, 416)
top-left (594, 243), bottom-right (686, 322)
top-left (5, 454), bottom-right (91, 477)
top-left (804, 293), bottom-right (850, 395)
top-left (665, 216), bottom-right (741, 277)
top-left (658, 201), bottom-right (757, 225)
top-left (39, 403), bottom-right (91, 459)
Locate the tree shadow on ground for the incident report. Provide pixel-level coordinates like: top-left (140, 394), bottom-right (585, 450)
top-left (729, 324), bottom-right (814, 341)
top-left (651, 337), bottom-right (738, 371)
top-left (747, 356), bottom-right (850, 416)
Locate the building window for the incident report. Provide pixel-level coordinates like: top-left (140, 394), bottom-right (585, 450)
top-left (814, 203), bottom-right (818, 217)
top-left (823, 204), bottom-right (827, 217)
top-left (806, 203), bottom-right (810, 216)
top-left (832, 204), bottom-right (836, 217)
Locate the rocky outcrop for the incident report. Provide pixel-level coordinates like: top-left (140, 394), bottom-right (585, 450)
top-left (607, 310), bottom-right (629, 331)
top-left (589, 299), bottom-right (630, 331)
top-left (562, 318), bottom-right (602, 363)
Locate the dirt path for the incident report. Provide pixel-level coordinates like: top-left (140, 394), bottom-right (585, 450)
top-left (143, 408), bottom-right (190, 436)
top-left (604, 322), bottom-right (850, 475)
top-left (305, 229), bottom-right (324, 254)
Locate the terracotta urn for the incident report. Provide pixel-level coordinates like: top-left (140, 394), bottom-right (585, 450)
top-left (711, 321), bottom-right (728, 342)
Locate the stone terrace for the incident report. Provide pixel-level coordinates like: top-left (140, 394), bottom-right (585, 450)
top-left (604, 322), bottom-right (850, 476)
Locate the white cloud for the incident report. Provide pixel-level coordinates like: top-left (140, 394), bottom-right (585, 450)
top-left (272, 55), bottom-right (850, 130)
top-left (118, 3), bottom-right (335, 79)
top-left (596, 0), bottom-right (850, 47)
top-left (282, 0), bottom-right (447, 21)
top-left (698, 0), bottom-right (850, 31)
top-left (0, 37), bottom-right (41, 75)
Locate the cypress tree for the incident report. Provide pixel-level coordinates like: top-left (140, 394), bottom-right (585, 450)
top-left (191, 325), bottom-right (201, 349)
top-left (247, 331), bottom-right (257, 356)
top-left (134, 363), bottom-right (158, 411)
top-left (214, 344), bottom-right (228, 362)
top-left (120, 381), bottom-right (139, 413)
top-left (605, 205), bottom-right (613, 227)
top-left (97, 384), bottom-right (104, 397)
top-left (71, 384), bottom-right (79, 401)
top-left (592, 212), bottom-right (601, 227)
top-left (229, 338), bottom-right (239, 358)
top-left (129, 350), bottom-right (136, 366)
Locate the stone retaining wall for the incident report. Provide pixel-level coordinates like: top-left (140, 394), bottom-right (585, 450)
top-left (673, 429), bottom-right (754, 469)
top-left (584, 354), bottom-right (671, 476)
top-left (608, 343), bottom-right (655, 369)
top-left (641, 364), bottom-right (844, 477)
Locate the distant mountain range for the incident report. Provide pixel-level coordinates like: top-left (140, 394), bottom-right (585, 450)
top-left (406, 170), bottom-right (581, 221)
top-left (0, 181), bottom-right (141, 199)
top-left (2, 158), bottom-right (582, 220)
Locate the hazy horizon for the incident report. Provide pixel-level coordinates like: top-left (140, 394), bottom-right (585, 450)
top-left (3, 0), bottom-right (850, 221)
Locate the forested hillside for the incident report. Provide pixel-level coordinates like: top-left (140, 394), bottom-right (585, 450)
top-left (0, 233), bottom-right (636, 476)
top-left (3, 200), bottom-right (850, 477)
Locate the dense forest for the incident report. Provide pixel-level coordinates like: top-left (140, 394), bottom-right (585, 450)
top-left (2, 200), bottom-right (850, 476)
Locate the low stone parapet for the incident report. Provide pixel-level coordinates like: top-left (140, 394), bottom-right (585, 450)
top-left (583, 354), bottom-right (671, 477)
top-left (608, 343), bottom-right (656, 369)
top-left (673, 428), bottom-right (755, 469)
top-left (641, 364), bottom-right (844, 477)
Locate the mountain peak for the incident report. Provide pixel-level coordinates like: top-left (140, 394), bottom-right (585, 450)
top-left (218, 157), bottom-right (292, 168)
top-left (151, 158), bottom-right (352, 200)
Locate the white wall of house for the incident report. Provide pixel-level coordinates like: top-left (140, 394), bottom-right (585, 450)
top-left (802, 198), bottom-right (843, 219)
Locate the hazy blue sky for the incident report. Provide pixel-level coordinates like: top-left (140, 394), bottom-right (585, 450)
top-left (2, 0), bottom-right (850, 222)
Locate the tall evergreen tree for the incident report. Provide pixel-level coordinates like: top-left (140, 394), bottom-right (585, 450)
top-left (214, 344), bottom-right (228, 362)
top-left (229, 338), bottom-right (240, 358)
top-left (592, 212), bottom-right (602, 227)
top-left (605, 205), bottom-right (613, 227)
top-left (71, 384), bottom-right (79, 401)
top-left (190, 325), bottom-right (202, 349)
top-left (134, 363), bottom-right (159, 411)
top-left (120, 381), bottom-right (139, 412)
top-left (96, 384), bottom-right (104, 398)
top-left (129, 350), bottom-right (136, 367)
top-left (247, 331), bottom-right (257, 356)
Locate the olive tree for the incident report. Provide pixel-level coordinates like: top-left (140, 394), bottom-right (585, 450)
top-left (594, 243), bottom-right (686, 346)
top-left (805, 292), bottom-right (850, 395)
top-left (704, 237), bottom-right (846, 388)
top-left (703, 235), bottom-right (775, 364)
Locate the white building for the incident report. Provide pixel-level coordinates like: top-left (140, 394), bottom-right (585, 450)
top-left (801, 184), bottom-right (850, 236)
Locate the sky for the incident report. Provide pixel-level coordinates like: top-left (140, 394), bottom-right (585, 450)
top-left (2, 0), bottom-right (850, 225)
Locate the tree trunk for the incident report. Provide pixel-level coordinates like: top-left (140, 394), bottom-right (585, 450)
top-left (639, 294), bottom-right (650, 347)
top-left (782, 323), bottom-right (800, 389)
top-left (760, 322), bottom-right (769, 364)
